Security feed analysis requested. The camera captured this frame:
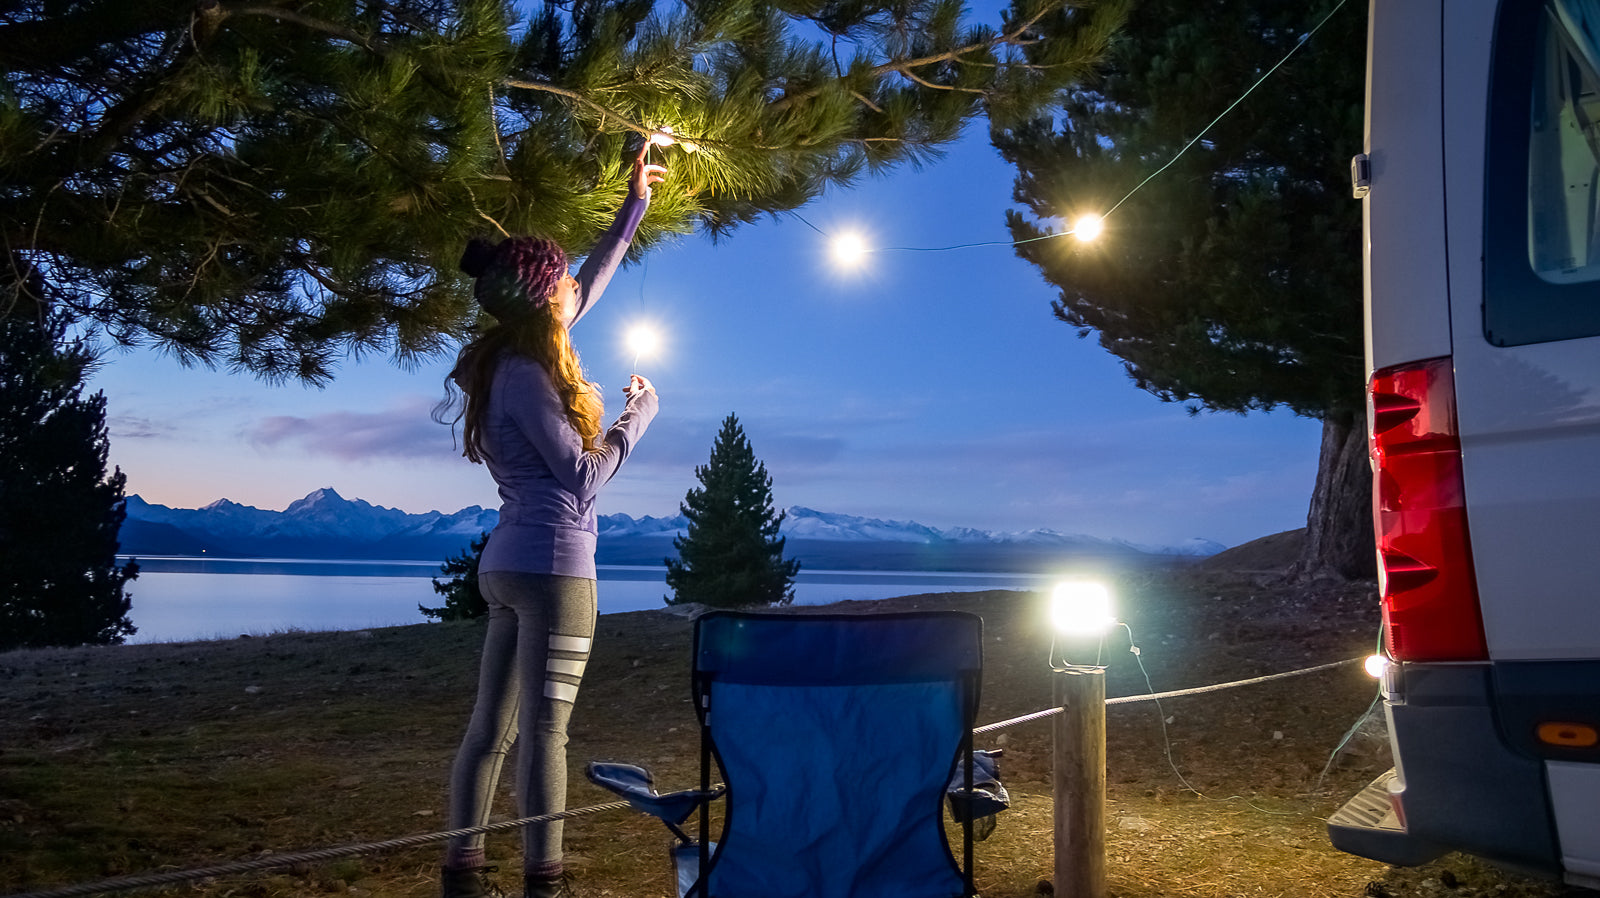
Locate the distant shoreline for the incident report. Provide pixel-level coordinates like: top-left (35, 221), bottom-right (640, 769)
top-left (117, 537), bottom-right (1200, 577)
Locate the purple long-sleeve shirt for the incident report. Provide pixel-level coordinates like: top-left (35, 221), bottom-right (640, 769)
top-left (477, 191), bottom-right (658, 579)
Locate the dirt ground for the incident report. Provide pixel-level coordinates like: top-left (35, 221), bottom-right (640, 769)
top-left (0, 532), bottom-right (1589, 898)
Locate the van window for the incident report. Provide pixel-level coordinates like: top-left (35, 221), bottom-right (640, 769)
top-left (1484, 0), bottom-right (1600, 345)
top-left (1529, 1), bottom-right (1600, 283)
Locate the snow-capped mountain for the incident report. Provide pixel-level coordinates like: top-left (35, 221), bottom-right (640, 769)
top-left (781, 507), bottom-right (947, 543)
top-left (119, 489), bottom-right (1223, 564)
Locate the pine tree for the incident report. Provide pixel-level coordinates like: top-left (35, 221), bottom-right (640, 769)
top-left (2, 0), bottom-right (1128, 384)
top-left (993, 0), bottom-right (1374, 579)
top-left (666, 413), bottom-right (798, 608)
top-left (420, 530), bottom-right (490, 621)
top-left (0, 277), bottom-right (138, 650)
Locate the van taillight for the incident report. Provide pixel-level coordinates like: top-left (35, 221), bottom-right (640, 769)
top-left (1369, 357), bottom-right (1488, 662)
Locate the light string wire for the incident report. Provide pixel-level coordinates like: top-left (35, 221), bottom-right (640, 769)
top-left (1115, 622), bottom-right (1306, 818)
top-left (1099, 0), bottom-right (1351, 220)
top-left (794, 0), bottom-right (1352, 255)
top-left (1314, 620), bottom-right (1390, 788)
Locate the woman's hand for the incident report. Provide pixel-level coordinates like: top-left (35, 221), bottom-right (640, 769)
top-left (632, 142), bottom-right (667, 199)
top-left (624, 374), bottom-right (656, 399)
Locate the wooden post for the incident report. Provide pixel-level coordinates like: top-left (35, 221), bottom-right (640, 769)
top-left (1053, 666), bottom-right (1106, 898)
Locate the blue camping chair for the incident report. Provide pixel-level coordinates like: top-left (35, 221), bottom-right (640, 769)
top-left (588, 610), bottom-right (1007, 898)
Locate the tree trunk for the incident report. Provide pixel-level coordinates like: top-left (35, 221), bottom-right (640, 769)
top-left (1291, 409), bottom-right (1377, 582)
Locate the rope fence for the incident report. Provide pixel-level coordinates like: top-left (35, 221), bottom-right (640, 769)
top-left (974, 656), bottom-right (1362, 735)
top-left (3, 802), bottom-right (632, 898)
top-left (3, 655), bottom-right (1364, 898)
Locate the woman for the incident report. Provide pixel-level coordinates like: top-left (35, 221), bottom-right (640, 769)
top-left (438, 144), bottom-right (664, 898)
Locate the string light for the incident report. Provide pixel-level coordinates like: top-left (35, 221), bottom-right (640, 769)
top-left (830, 231), bottom-right (870, 268)
top-left (625, 322), bottom-right (662, 371)
top-left (649, 126), bottom-right (698, 154)
top-left (780, 0), bottom-right (1349, 258)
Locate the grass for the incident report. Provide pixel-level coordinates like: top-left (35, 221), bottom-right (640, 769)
top-left (0, 568), bottom-right (1587, 898)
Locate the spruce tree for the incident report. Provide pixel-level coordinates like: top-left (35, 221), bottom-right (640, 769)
top-left (420, 530), bottom-right (490, 621)
top-left (0, 282), bottom-right (138, 650)
top-left (2, 0), bottom-right (1128, 383)
top-left (994, 0), bottom-right (1373, 579)
top-left (666, 413), bottom-right (798, 608)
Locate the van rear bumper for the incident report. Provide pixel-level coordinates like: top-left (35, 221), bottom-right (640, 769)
top-left (1326, 664), bottom-right (1559, 875)
top-left (1328, 768), bottom-right (1447, 866)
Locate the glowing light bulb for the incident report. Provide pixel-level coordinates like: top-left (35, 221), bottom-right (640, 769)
top-left (626, 323), bottom-right (661, 369)
top-left (1072, 213), bottom-right (1105, 243)
top-left (1050, 581), bottom-right (1116, 637)
top-left (1364, 654), bottom-right (1391, 679)
top-left (649, 127), bottom-right (676, 147)
top-left (831, 232), bottom-right (870, 268)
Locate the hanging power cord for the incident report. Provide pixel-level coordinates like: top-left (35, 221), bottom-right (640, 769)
top-left (1116, 623), bottom-right (1305, 817)
top-left (1315, 621), bottom-right (1391, 790)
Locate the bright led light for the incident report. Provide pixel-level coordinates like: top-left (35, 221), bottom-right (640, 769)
top-left (1050, 581), bottom-right (1115, 637)
top-left (649, 127), bottom-right (676, 147)
top-left (1363, 654), bottom-right (1391, 679)
top-left (831, 232), bottom-right (870, 268)
top-left (1072, 214), bottom-right (1104, 243)
top-left (625, 323), bottom-right (662, 368)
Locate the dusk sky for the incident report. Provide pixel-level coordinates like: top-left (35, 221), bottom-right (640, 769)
top-left (86, 126), bottom-right (1324, 549)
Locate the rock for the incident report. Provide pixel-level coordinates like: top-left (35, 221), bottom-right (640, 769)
top-left (1117, 815), bottom-right (1154, 832)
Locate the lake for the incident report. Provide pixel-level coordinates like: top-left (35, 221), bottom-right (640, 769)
top-left (119, 556), bottom-right (1053, 644)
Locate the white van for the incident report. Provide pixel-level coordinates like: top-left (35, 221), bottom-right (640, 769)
top-left (1328, 0), bottom-right (1600, 887)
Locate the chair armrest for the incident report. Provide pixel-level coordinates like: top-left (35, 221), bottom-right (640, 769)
top-left (586, 762), bottom-right (726, 826)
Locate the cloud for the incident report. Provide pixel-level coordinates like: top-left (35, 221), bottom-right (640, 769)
top-left (108, 415), bottom-right (170, 440)
top-left (622, 412), bottom-right (850, 472)
top-left (245, 396), bottom-right (459, 461)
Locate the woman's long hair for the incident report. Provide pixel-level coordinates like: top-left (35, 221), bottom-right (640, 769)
top-left (438, 307), bottom-right (605, 464)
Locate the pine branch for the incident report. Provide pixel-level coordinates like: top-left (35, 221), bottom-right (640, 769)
top-left (500, 77), bottom-right (653, 136)
top-left (895, 68), bottom-right (986, 94)
top-left (769, 0), bottom-right (1066, 112)
top-left (221, 2), bottom-right (382, 52)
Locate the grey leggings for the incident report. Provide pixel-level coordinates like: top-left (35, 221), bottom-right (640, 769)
top-left (446, 572), bottom-right (597, 868)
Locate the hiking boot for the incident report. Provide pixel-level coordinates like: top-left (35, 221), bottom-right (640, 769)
top-left (441, 864), bottom-right (504, 898)
top-left (523, 872), bottom-right (575, 898)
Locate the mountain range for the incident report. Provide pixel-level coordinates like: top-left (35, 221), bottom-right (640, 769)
top-left (119, 488), bottom-right (1224, 572)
